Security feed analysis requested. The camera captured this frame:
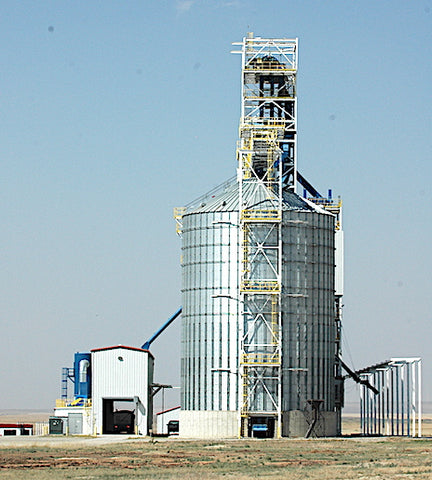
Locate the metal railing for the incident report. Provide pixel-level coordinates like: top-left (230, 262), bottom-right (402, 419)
top-left (56, 398), bottom-right (92, 408)
top-left (241, 280), bottom-right (280, 293)
top-left (241, 210), bottom-right (281, 222)
top-left (242, 353), bottom-right (281, 365)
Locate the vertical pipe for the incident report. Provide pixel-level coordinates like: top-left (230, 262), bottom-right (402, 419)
top-left (293, 40), bottom-right (298, 191)
top-left (360, 383), bottom-right (364, 435)
top-left (237, 297), bottom-right (243, 438)
top-left (377, 370), bottom-right (381, 435)
top-left (385, 367), bottom-right (390, 435)
top-left (372, 370), bottom-right (377, 435)
top-left (396, 365), bottom-right (400, 435)
top-left (238, 37), bottom-right (245, 435)
top-left (418, 359), bottom-right (422, 438)
top-left (373, 370), bottom-right (379, 435)
top-left (368, 375), bottom-right (372, 435)
top-left (406, 364), bottom-right (410, 437)
top-left (401, 363), bottom-right (406, 436)
top-left (390, 367), bottom-right (394, 436)
top-left (370, 374), bottom-right (373, 435)
top-left (364, 381), bottom-right (368, 435)
top-left (381, 370), bottom-right (385, 435)
top-left (411, 361), bottom-right (416, 437)
top-left (368, 376), bottom-right (373, 435)
top-left (276, 157), bottom-right (283, 436)
top-left (365, 384), bottom-right (368, 436)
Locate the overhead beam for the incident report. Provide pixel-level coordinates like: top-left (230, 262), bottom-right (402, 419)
top-left (338, 357), bottom-right (379, 395)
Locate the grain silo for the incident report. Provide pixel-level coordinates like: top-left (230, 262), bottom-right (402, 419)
top-left (176, 34), bottom-right (344, 438)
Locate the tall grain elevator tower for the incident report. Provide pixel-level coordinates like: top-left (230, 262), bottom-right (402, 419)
top-left (177, 34), bottom-right (343, 438)
top-left (235, 34), bottom-right (298, 438)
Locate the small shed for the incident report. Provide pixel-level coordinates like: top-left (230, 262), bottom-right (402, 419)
top-left (0, 423), bottom-right (33, 436)
top-left (91, 345), bottom-right (154, 435)
top-left (52, 406), bottom-right (93, 435)
top-left (155, 406), bottom-right (180, 435)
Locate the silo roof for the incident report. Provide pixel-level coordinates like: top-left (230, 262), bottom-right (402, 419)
top-left (184, 179), bottom-right (332, 216)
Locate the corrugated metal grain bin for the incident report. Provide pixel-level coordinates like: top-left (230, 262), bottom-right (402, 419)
top-left (180, 181), bottom-right (338, 437)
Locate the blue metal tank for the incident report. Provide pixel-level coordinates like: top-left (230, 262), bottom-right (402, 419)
top-left (74, 352), bottom-right (91, 399)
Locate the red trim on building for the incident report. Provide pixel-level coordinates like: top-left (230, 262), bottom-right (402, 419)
top-left (156, 406), bottom-right (181, 416)
top-left (0, 424), bottom-right (33, 428)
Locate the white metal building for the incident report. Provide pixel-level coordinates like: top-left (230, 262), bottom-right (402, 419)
top-left (0, 424), bottom-right (33, 436)
top-left (91, 345), bottom-right (154, 435)
top-left (52, 406), bottom-right (93, 435)
top-left (155, 406), bottom-right (180, 435)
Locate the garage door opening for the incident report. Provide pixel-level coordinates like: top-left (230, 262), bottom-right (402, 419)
top-left (102, 399), bottom-right (136, 434)
top-left (248, 416), bottom-right (275, 438)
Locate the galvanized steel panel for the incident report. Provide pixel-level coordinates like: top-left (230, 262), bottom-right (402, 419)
top-left (181, 208), bottom-right (240, 411)
top-left (181, 183), bottom-right (337, 416)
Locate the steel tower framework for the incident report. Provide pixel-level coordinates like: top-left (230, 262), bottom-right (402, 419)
top-left (232, 34), bottom-right (298, 437)
top-left (358, 358), bottom-right (422, 437)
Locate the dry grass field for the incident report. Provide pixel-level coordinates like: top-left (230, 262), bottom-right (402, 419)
top-left (1, 412), bottom-right (432, 479)
top-left (1, 436), bottom-right (432, 479)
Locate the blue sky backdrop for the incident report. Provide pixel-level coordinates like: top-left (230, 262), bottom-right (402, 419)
top-left (1, 0), bottom-right (431, 411)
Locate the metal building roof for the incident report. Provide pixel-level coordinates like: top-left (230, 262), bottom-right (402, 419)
top-left (91, 345), bottom-right (154, 358)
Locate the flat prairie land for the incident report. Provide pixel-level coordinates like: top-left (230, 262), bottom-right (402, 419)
top-left (342, 415), bottom-right (432, 437)
top-left (1, 436), bottom-right (432, 479)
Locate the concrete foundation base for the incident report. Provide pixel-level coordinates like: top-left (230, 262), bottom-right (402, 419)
top-left (282, 410), bottom-right (338, 437)
top-left (179, 410), bottom-right (238, 438)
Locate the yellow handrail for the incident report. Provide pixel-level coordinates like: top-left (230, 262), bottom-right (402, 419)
top-left (241, 280), bottom-right (280, 293)
top-left (241, 210), bottom-right (281, 222)
top-left (56, 398), bottom-right (92, 408)
top-left (242, 353), bottom-right (281, 365)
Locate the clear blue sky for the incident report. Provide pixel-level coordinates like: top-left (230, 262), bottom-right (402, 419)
top-left (1, 0), bottom-right (431, 411)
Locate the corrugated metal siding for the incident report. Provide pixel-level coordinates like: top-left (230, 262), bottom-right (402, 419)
top-left (281, 210), bottom-right (336, 412)
top-left (93, 349), bottom-right (149, 395)
top-left (92, 347), bottom-right (151, 435)
top-left (181, 210), bottom-right (240, 411)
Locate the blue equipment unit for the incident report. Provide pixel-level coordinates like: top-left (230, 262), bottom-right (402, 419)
top-left (141, 307), bottom-right (182, 350)
top-left (252, 424), bottom-right (268, 432)
top-left (73, 352), bottom-right (91, 399)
